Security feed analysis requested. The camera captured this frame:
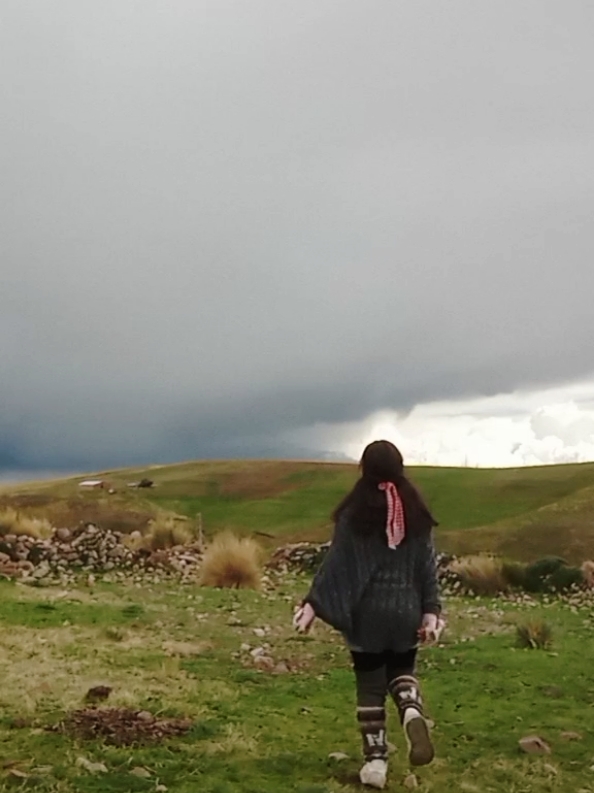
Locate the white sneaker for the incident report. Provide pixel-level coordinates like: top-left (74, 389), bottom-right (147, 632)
top-left (359, 759), bottom-right (388, 789)
top-left (403, 709), bottom-right (434, 767)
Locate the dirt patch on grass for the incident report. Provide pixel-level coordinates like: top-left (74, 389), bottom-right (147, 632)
top-left (44, 496), bottom-right (159, 534)
top-left (153, 461), bottom-right (330, 500)
top-left (441, 510), bottom-right (594, 565)
top-left (217, 462), bottom-right (323, 498)
top-left (202, 723), bottom-right (259, 755)
top-left (52, 707), bottom-right (193, 746)
top-left (445, 603), bottom-right (511, 641)
top-left (0, 618), bottom-right (204, 715)
top-left (0, 494), bottom-right (54, 510)
top-left (143, 460), bottom-right (354, 502)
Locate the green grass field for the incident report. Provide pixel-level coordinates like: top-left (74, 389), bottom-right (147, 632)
top-left (1, 575), bottom-right (594, 792)
top-left (3, 459), bottom-right (594, 563)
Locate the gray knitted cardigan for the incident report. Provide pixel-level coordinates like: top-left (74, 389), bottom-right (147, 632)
top-left (304, 509), bottom-right (441, 653)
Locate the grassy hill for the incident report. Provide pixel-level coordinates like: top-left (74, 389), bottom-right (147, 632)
top-left (3, 459), bottom-right (594, 562)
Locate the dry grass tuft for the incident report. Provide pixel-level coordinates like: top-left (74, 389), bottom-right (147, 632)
top-left (450, 555), bottom-right (508, 596)
top-left (143, 518), bottom-right (195, 551)
top-left (516, 619), bottom-right (553, 650)
top-left (200, 532), bottom-right (262, 590)
top-left (0, 508), bottom-right (54, 539)
top-left (203, 723), bottom-right (259, 755)
top-left (581, 560), bottom-right (594, 589)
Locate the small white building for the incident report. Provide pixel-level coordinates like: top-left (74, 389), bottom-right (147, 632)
top-left (78, 480), bottom-right (105, 489)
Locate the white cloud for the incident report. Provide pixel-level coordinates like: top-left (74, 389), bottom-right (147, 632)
top-left (289, 379), bottom-right (594, 467)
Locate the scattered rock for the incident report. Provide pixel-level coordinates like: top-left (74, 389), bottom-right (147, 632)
top-left (31, 766), bottom-right (52, 776)
top-left (162, 640), bottom-right (212, 657)
top-left (328, 752), bottom-right (349, 761)
top-left (541, 686), bottom-right (563, 699)
top-left (75, 757), bottom-right (108, 774)
top-left (9, 717), bottom-right (34, 729)
top-left (404, 773), bottom-right (418, 789)
top-left (130, 767), bottom-right (152, 779)
top-left (560, 731), bottom-right (582, 741)
top-left (519, 735), bottom-right (551, 755)
top-left (84, 686), bottom-right (112, 704)
top-left (253, 655), bottom-right (275, 672)
top-left (7, 769), bottom-right (29, 780)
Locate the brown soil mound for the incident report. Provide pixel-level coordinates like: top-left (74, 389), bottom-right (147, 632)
top-left (52, 708), bottom-right (193, 746)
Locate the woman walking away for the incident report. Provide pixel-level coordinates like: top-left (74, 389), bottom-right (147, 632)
top-left (294, 441), bottom-right (444, 790)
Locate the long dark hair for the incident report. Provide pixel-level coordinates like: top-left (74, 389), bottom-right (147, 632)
top-left (333, 440), bottom-right (436, 536)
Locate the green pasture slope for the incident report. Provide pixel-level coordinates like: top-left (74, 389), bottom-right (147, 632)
top-left (5, 459), bottom-right (594, 563)
top-left (128, 459), bottom-right (594, 562)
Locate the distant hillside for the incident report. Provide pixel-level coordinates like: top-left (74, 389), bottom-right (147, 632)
top-left (2, 459), bottom-right (594, 562)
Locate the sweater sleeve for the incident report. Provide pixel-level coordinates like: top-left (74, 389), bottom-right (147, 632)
top-left (302, 514), bottom-right (355, 632)
top-left (418, 533), bottom-right (441, 616)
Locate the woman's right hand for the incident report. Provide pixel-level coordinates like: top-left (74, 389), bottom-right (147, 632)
top-left (418, 614), bottom-right (445, 644)
top-left (293, 603), bottom-right (316, 634)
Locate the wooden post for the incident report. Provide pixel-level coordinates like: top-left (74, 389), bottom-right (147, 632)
top-left (197, 512), bottom-right (204, 549)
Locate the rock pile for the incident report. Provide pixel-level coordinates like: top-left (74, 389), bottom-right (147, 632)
top-left (0, 524), bottom-right (203, 583)
top-left (0, 530), bottom-right (460, 589)
top-left (267, 540), bottom-right (456, 580)
top-left (267, 542), bottom-right (331, 574)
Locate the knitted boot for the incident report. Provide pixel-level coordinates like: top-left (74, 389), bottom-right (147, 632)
top-left (357, 706), bottom-right (388, 789)
top-left (389, 676), bottom-right (434, 767)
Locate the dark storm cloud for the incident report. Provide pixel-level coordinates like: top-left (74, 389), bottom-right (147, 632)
top-left (1, 0), bottom-right (594, 468)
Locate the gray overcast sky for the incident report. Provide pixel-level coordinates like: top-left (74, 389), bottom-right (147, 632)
top-left (2, 1), bottom-right (594, 469)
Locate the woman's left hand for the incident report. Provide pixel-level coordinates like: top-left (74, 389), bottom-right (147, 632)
top-left (293, 603), bottom-right (316, 634)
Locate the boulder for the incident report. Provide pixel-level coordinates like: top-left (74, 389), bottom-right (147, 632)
top-left (519, 735), bottom-right (551, 755)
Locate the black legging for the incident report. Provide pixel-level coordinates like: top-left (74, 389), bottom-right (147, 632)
top-left (352, 649), bottom-right (417, 708)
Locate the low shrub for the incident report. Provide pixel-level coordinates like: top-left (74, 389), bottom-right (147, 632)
top-left (523, 556), bottom-right (566, 587)
top-left (516, 619), bottom-right (553, 650)
top-left (501, 560), bottom-right (527, 589)
top-left (449, 555), bottom-right (508, 596)
top-left (523, 556), bottom-right (583, 593)
top-left (200, 532), bottom-right (262, 590)
top-left (548, 564), bottom-right (584, 592)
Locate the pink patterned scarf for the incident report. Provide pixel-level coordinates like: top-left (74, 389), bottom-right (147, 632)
top-left (378, 481), bottom-right (406, 549)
